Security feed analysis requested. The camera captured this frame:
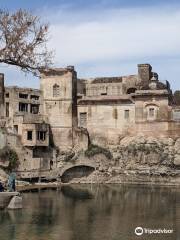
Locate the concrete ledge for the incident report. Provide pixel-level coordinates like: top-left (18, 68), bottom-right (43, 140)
top-left (0, 192), bottom-right (19, 209)
top-left (0, 192), bottom-right (19, 196)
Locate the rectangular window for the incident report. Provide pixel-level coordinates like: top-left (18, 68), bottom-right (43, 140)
top-left (6, 102), bottom-right (9, 117)
top-left (30, 104), bottom-right (39, 114)
top-left (53, 85), bottom-right (60, 97)
top-left (19, 102), bottom-right (28, 112)
top-left (19, 93), bottom-right (28, 99)
top-left (149, 108), bottom-right (155, 117)
top-left (124, 110), bottom-right (130, 119)
top-left (79, 112), bottom-right (87, 128)
top-left (14, 125), bottom-right (18, 134)
top-left (173, 110), bottom-right (180, 121)
top-left (37, 131), bottom-right (46, 141)
top-left (5, 93), bottom-right (9, 98)
top-left (30, 95), bottom-right (39, 100)
top-left (27, 131), bottom-right (33, 140)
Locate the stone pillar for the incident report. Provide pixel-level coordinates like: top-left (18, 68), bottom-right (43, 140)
top-left (138, 64), bottom-right (152, 86)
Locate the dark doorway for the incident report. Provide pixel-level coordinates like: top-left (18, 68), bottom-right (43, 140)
top-left (61, 165), bottom-right (95, 183)
top-left (126, 88), bottom-right (137, 94)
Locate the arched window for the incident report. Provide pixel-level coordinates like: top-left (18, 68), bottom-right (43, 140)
top-left (126, 88), bottom-right (137, 94)
top-left (53, 84), bottom-right (60, 97)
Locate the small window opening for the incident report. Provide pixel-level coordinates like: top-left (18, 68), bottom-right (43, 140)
top-left (126, 88), bottom-right (137, 94)
top-left (149, 108), bottom-right (155, 117)
top-left (6, 102), bottom-right (9, 117)
top-left (37, 131), bottom-right (46, 141)
top-left (27, 131), bottom-right (33, 141)
top-left (30, 95), bottom-right (39, 100)
top-left (19, 93), bottom-right (28, 99)
top-left (79, 112), bottom-right (87, 128)
top-left (124, 110), bottom-right (130, 119)
top-left (19, 102), bottom-right (28, 112)
top-left (30, 104), bottom-right (39, 114)
top-left (14, 125), bottom-right (18, 134)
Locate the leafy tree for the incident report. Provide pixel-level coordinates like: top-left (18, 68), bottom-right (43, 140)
top-left (0, 9), bottom-right (53, 75)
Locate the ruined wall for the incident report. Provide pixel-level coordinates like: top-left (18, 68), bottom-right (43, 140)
top-left (84, 75), bottom-right (139, 97)
top-left (122, 75), bottom-right (139, 93)
top-left (78, 102), bottom-right (135, 146)
top-left (21, 123), bottom-right (49, 147)
top-left (4, 86), bottom-right (42, 134)
top-left (138, 63), bottom-right (152, 86)
top-left (86, 82), bottom-right (123, 96)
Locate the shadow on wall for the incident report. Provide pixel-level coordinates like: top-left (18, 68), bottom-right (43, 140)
top-left (61, 165), bottom-right (95, 183)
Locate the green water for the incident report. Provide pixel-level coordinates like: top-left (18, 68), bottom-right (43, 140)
top-left (0, 184), bottom-right (179, 240)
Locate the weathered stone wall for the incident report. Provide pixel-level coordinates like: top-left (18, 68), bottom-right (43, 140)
top-left (86, 82), bottom-right (123, 96)
top-left (78, 103), bottom-right (135, 146)
top-left (5, 86), bottom-right (42, 132)
top-left (21, 123), bottom-right (49, 147)
top-left (134, 90), bottom-right (170, 123)
top-left (40, 67), bottom-right (77, 149)
top-left (73, 128), bottom-right (89, 151)
top-left (138, 63), bottom-right (152, 86)
top-left (84, 75), bottom-right (139, 97)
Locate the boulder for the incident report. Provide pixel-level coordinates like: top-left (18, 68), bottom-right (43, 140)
top-left (146, 137), bottom-right (157, 144)
top-left (120, 136), bottom-right (135, 146)
top-left (174, 138), bottom-right (180, 154)
top-left (7, 196), bottom-right (22, 209)
top-left (174, 155), bottom-right (180, 166)
top-left (168, 138), bottom-right (174, 146)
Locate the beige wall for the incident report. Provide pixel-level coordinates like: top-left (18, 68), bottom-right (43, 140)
top-left (40, 68), bottom-right (77, 148)
top-left (84, 75), bottom-right (139, 97)
top-left (134, 92), bottom-right (170, 123)
top-left (78, 103), bottom-right (135, 145)
top-left (86, 83), bottom-right (123, 96)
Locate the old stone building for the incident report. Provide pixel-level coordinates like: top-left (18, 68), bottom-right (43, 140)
top-left (77, 64), bottom-right (180, 145)
top-left (0, 63), bottom-right (180, 181)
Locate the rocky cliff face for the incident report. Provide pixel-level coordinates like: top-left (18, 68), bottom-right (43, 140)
top-left (105, 136), bottom-right (180, 184)
top-left (58, 136), bottom-right (180, 185)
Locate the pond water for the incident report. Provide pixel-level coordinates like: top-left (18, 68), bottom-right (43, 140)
top-left (0, 184), bottom-right (180, 240)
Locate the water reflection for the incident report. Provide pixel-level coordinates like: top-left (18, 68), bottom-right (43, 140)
top-left (0, 184), bottom-right (179, 240)
top-left (61, 186), bottom-right (94, 199)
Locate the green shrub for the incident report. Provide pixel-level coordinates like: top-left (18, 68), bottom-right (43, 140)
top-left (85, 144), bottom-right (112, 159)
top-left (8, 150), bottom-right (19, 171)
top-left (0, 146), bottom-right (19, 171)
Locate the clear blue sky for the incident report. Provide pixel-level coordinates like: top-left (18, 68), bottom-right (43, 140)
top-left (0, 0), bottom-right (180, 91)
top-left (1, 0), bottom-right (180, 10)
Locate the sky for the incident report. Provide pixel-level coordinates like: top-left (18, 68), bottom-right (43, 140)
top-left (0, 0), bottom-right (180, 91)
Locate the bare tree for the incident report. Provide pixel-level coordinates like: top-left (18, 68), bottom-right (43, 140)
top-left (0, 9), bottom-right (53, 75)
